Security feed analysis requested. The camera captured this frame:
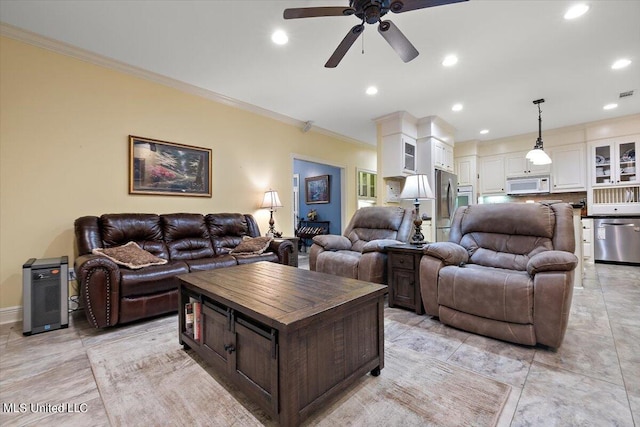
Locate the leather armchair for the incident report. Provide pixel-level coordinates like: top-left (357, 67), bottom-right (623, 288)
top-left (309, 206), bottom-right (413, 284)
top-left (420, 202), bottom-right (578, 348)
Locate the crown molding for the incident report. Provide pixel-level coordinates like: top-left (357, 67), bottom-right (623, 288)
top-left (0, 23), bottom-right (372, 147)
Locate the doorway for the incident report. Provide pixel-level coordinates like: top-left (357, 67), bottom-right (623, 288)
top-left (293, 158), bottom-right (343, 238)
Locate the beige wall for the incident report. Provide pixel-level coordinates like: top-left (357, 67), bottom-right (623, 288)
top-left (0, 36), bottom-right (377, 310)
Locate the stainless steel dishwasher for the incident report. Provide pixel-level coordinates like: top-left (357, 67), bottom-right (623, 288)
top-left (594, 217), bottom-right (640, 264)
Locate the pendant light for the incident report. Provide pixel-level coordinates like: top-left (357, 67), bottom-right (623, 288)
top-left (526, 98), bottom-right (552, 165)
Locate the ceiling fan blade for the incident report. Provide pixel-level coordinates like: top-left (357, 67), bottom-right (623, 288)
top-left (378, 20), bottom-right (419, 63)
top-left (284, 7), bottom-right (355, 19)
top-left (389, 0), bottom-right (468, 14)
top-left (325, 24), bottom-right (364, 68)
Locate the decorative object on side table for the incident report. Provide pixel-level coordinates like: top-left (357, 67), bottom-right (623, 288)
top-left (400, 173), bottom-right (434, 245)
top-left (260, 189), bottom-right (283, 237)
top-left (385, 244), bottom-right (425, 314)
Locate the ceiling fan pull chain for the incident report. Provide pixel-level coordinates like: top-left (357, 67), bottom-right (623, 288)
top-left (361, 30), bottom-right (365, 54)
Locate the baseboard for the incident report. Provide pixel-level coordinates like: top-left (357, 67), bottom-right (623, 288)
top-left (0, 305), bottom-right (22, 325)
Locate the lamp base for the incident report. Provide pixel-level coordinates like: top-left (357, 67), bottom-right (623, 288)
top-left (266, 210), bottom-right (282, 238)
top-left (410, 201), bottom-right (425, 246)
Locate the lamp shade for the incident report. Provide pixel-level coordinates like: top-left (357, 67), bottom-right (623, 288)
top-left (525, 148), bottom-right (552, 165)
top-left (400, 174), bottom-right (434, 200)
top-left (260, 189), bottom-right (283, 209)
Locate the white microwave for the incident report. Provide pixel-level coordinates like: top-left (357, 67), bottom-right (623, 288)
top-left (506, 176), bottom-right (550, 195)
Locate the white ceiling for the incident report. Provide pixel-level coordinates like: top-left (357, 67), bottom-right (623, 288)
top-left (1, 0), bottom-right (639, 145)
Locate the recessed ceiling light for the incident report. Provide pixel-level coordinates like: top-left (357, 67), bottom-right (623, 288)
top-left (442, 55), bottom-right (458, 67)
top-left (564, 4), bottom-right (589, 20)
top-left (366, 86), bottom-right (378, 95)
top-left (480, 129), bottom-right (489, 135)
top-left (452, 103), bottom-right (463, 112)
top-left (611, 58), bottom-right (632, 70)
top-left (603, 103), bottom-right (618, 110)
top-left (271, 30), bottom-right (288, 45)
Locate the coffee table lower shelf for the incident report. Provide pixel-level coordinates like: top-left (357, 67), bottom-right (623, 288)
top-left (178, 262), bottom-right (386, 426)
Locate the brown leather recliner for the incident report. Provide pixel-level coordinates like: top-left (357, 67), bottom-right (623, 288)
top-left (309, 206), bottom-right (413, 284)
top-left (420, 202), bottom-right (578, 348)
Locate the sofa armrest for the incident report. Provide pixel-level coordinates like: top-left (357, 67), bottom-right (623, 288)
top-left (422, 242), bottom-right (469, 266)
top-left (312, 235), bottom-right (352, 251)
top-left (362, 239), bottom-right (405, 253)
top-left (527, 251), bottom-right (578, 276)
top-left (75, 254), bottom-right (121, 328)
top-left (269, 239), bottom-right (294, 265)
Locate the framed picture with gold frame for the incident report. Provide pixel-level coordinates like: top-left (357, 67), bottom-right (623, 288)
top-left (305, 175), bottom-right (330, 204)
top-left (129, 135), bottom-right (212, 197)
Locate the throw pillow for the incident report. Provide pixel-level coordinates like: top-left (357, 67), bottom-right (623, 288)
top-left (230, 236), bottom-right (273, 255)
top-left (93, 241), bottom-right (168, 269)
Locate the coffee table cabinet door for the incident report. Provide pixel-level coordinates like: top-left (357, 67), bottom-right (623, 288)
top-left (232, 319), bottom-right (278, 415)
top-left (201, 304), bottom-right (232, 373)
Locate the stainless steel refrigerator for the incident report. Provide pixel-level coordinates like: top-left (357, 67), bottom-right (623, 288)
top-left (435, 170), bottom-right (458, 242)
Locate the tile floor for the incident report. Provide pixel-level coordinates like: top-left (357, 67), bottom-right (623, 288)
top-left (0, 259), bottom-right (638, 426)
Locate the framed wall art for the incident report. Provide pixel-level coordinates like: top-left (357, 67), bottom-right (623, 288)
top-left (305, 174), bottom-right (330, 204)
top-left (129, 135), bottom-right (212, 197)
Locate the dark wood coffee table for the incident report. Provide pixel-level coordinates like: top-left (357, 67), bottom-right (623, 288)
top-left (177, 262), bottom-right (387, 427)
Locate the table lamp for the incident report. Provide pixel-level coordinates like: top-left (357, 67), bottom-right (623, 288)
top-left (400, 174), bottom-right (434, 245)
top-left (260, 189), bottom-right (283, 237)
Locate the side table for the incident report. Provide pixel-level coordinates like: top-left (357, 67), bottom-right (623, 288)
top-left (385, 244), bottom-right (425, 314)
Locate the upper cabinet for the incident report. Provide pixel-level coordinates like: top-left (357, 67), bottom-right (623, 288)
top-left (590, 137), bottom-right (638, 187)
top-left (479, 155), bottom-right (506, 194)
top-left (455, 155), bottom-right (477, 187)
top-left (550, 143), bottom-right (586, 192)
top-left (432, 140), bottom-right (454, 172)
top-left (505, 151), bottom-right (551, 177)
top-left (381, 134), bottom-right (417, 177)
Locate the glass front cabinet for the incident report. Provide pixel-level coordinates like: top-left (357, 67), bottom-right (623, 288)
top-left (591, 137), bottom-right (637, 187)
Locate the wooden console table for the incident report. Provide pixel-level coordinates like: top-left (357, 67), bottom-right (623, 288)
top-left (296, 220), bottom-right (330, 251)
top-left (178, 262), bottom-right (386, 426)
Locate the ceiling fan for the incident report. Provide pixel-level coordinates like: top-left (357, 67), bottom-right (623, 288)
top-left (283, 0), bottom-right (468, 68)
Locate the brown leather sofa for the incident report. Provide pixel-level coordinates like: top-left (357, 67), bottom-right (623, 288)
top-left (74, 213), bottom-right (293, 328)
top-left (420, 202), bottom-right (578, 348)
top-left (309, 206), bottom-right (413, 284)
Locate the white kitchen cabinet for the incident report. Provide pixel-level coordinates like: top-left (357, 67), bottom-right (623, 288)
top-left (505, 151), bottom-right (551, 177)
top-left (480, 155), bottom-right (506, 194)
top-left (590, 137), bottom-right (638, 187)
top-left (550, 143), bottom-right (586, 192)
top-left (455, 155), bottom-right (476, 187)
top-left (382, 134), bottom-right (417, 177)
top-left (433, 140), bottom-right (454, 172)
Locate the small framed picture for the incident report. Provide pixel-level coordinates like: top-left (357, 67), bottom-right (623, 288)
top-left (305, 175), bottom-right (330, 204)
top-left (129, 135), bottom-right (212, 197)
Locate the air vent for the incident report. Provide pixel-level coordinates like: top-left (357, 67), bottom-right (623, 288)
top-left (619, 90), bottom-right (634, 98)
